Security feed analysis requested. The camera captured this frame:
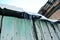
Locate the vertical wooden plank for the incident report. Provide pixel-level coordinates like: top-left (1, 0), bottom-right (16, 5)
top-left (35, 21), bottom-right (42, 40)
top-left (35, 20), bottom-right (52, 40)
top-left (1, 16), bottom-right (17, 40)
top-left (15, 19), bottom-right (22, 40)
top-left (0, 15), bottom-right (2, 40)
top-left (57, 24), bottom-right (60, 31)
top-left (17, 19), bottom-right (35, 40)
top-left (40, 21), bottom-right (51, 40)
top-left (47, 22), bottom-right (59, 40)
top-left (53, 24), bottom-right (60, 40)
top-left (0, 15), bottom-right (2, 31)
top-left (24, 19), bottom-right (35, 40)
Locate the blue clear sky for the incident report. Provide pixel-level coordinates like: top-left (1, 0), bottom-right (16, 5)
top-left (0, 0), bottom-right (48, 13)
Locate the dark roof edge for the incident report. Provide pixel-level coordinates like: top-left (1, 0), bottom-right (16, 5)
top-left (0, 7), bottom-right (60, 23)
top-left (0, 8), bottom-right (41, 19)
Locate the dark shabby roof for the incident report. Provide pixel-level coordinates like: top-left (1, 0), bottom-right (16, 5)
top-left (0, 7), bottom-right (60, 23)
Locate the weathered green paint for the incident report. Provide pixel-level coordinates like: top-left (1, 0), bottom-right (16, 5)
top-left (0, 15), bottom-right (2, 29)
top-left (0, 15), bottom-right (2, 40)
top-left (1, 16), bottom-right (35, 40)
top-left (1, 16), bottom-right (60, 40)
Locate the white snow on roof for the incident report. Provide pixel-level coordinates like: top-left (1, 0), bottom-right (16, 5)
top-left (0, 4), bottom-right (60, 23)
top-left (27, 12), bottom-right (60, 22)
top-left (0, 4), bottom-right (25, 12)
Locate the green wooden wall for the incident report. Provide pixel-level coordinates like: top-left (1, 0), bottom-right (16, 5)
top-left (0, 16), bottom-right (60, 40)
top-left (1, 16), bottom-right (36, 40)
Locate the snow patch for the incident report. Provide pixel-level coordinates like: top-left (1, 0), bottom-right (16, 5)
top-left (0, 4), bottom-right (24, 12)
